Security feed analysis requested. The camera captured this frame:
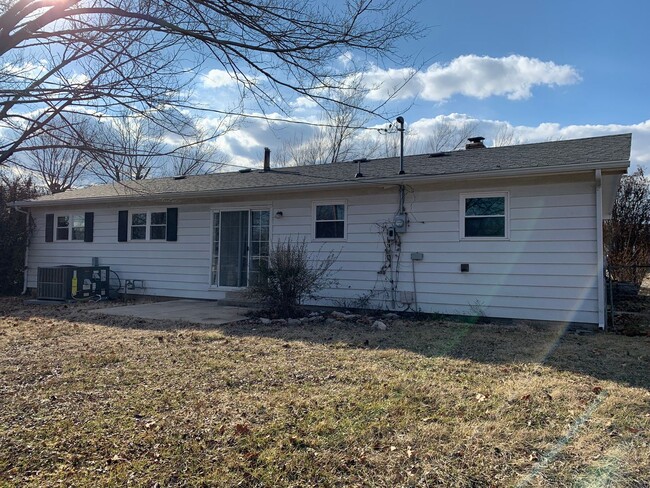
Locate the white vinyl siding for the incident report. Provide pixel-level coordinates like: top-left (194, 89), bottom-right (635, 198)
top-left (26, 173), bottom-right (601, 324)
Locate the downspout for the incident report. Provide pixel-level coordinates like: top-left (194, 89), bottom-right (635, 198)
top-left (13, 206), bottom-right (31, 295)
top-left (595, 170), bottom-right (605, 330)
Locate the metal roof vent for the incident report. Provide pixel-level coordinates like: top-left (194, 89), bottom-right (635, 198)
top-left (172, 174), bottom-right (186, 180)
top-left (429, 152), bottom-right (448, 158)
top-left (353, 158), bottom-right (368, 178)
top-left (466, 136), bottom-right (486, 150)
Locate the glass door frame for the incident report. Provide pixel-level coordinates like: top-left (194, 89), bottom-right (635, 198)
top-left (210, 207), bottom-right (271, 289)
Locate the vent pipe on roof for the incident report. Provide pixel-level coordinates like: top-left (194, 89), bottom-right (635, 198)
top-left (354, 158), bottom-right (367, 178)
top-left (465, 136), bottom-right (486, 150)
top-left (396, 116), bottom-right (405, 174)
top-left (263, 147), bottom-right (271, 171)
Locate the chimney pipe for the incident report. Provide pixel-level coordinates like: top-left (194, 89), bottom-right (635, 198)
top-left (396, 116), bottom-right (405, 174)
top-left (465, 136), bottom-right (486, 150)
top-left (263, 147), bottom-right (271, 171)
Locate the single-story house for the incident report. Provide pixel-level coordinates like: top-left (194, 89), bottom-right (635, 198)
top-left (13, 134), bottom-right (631, 328)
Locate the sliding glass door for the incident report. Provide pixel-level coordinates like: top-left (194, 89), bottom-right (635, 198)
top-left (212, 209), bottom-right (270, 287)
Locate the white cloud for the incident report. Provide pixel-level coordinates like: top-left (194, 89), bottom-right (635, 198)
top-left (363, 55), bottom-right (581, 102)
top-left (338, 51), bottom-right (354, 67)
top-left (66, 73), bottom-right (90, 87)
top-left (201, 69), bottom-right (238, 89)
top-left (2, 60), bottom-right (48, 79)
top-left (290, 96), bottom-right (319, 110)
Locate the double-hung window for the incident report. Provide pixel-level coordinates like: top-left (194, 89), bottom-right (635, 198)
top-left (461, 192), bottom-right (508, 239)
top-left (314, 203), bottom-right (346, 239)
top-left (56, 214), bottom-right (85, 241)
top-left (130, 211), bottom-right (167, 240)
top-left (56, 216), bottom-right (69, 240)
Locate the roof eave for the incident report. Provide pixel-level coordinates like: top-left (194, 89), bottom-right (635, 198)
top-left (11, 159), bottom-right (630, 208)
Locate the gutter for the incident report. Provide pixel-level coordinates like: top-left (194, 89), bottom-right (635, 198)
top-left (595, 169), bottom-right (606, 330)
top-left (10, 159), bottom-right (630, 208)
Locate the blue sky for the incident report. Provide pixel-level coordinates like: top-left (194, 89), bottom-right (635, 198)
top-left (409, 0), bottom-right (648, 127)
top-left (191, 1), bottom-right (650, 170)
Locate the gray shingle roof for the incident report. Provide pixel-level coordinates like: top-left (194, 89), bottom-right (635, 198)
top-left (22, 133), bottom-right (631, 206)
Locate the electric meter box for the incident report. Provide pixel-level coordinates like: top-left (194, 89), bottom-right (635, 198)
top-left (394, 213), bottom-right (408, 233)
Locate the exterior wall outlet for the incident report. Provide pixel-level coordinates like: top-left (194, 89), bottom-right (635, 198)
top-left (411, 252), bottom-right (424, 261)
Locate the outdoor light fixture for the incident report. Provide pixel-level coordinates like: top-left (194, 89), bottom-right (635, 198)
top-left (275, 211), bottom-right (283, 218)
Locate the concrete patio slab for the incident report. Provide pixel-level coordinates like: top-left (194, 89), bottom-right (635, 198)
top-left (90, 299), bottom-right (251, 325)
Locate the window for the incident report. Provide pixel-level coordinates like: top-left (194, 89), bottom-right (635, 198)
top-left (56, 216), bottom-right (69, 240)
top-left (314, 203), bottom-right (345, 239)
top-left (56, 214), bottom-right (84, 241)
top-left (461, 193), bottom-right (508, 239)
top-left (130, 211), bottom-right (167, 240)
top-left (131, 212), bottom-right (147, 240)
top-left (150, 212), bottom-right (167, 240)
top-left (71, 215), bottom-right (85, 240)
top-left (118, 209), bottom-right (177, 242)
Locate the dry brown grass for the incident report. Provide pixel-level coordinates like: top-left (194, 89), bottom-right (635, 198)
top-left (1, 297), bottom-right (649, 487)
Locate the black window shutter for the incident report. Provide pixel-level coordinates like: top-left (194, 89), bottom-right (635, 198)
top-left (118, 210), bottom-right (128, 242)
top-left (84, 212), bottom-right (94, 242)
top-left (45, 213), bottom-right (54, 242)
top-left (166, 207), bottom-right (178, 241)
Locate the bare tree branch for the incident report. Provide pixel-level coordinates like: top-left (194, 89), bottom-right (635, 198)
top-left (1, 0), bottom-right (421, 167)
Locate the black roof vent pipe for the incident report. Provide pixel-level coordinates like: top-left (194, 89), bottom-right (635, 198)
top-left (396, 116), bottom-right (405, 175)
top-left (263, 147), bottom-right (271, 171)
top-left (354, 158), bottom-right (368, 178)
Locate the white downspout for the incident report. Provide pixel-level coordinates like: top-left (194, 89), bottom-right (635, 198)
top-left (595, 170), bottom-right (605, 330)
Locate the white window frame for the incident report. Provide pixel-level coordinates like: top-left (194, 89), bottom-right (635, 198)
top-left (128, 210), bottom-right (167, 241)
top-left (313, 200), bottom-right (347, 241)
top-left (55, 214), bottom-right (85, 241)
top-left (459, 192), bottom-right (509, 240)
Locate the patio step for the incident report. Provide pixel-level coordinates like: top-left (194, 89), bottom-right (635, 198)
top-left (219, 290), bottom-right (260, 308)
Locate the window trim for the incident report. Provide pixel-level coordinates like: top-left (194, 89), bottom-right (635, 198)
top-left (459, 191), bottom-right (509, 240)
top-left (128, 210), bottom-right (168, 241)
top-left (54, 213), bottom-right (85, 241)
top-left (312, 200), bottom-right (347, 241)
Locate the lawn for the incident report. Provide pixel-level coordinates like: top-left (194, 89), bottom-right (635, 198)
top-left (0, 297), bottom-right (648, 487)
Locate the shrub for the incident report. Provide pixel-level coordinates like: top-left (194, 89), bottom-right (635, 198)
top-left (247, 238), bottom-right (338, 318)
top-left (0, 175), bottom-right (38, 295)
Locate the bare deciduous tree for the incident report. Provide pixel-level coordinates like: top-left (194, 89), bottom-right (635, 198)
top-left (90, 114), bottom-right (165, 182)
top-left (604, 168), bottom-right (650, 285)
top-left (492, 124), bottom-right (520, 147)
top-left (11, 117), bottom-right (92, 193)
top-left (167, 140), bottom-right (225, 176)
top-left (275, 78), bottom-right (374, 166)
top-left (426, 120), bottom-right (479, 153)
top-left (0, 0), bottom-right (419, 167)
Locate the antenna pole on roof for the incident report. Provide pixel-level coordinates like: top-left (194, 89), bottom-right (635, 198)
top-left (396, 116), bottom-right (405, 175)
